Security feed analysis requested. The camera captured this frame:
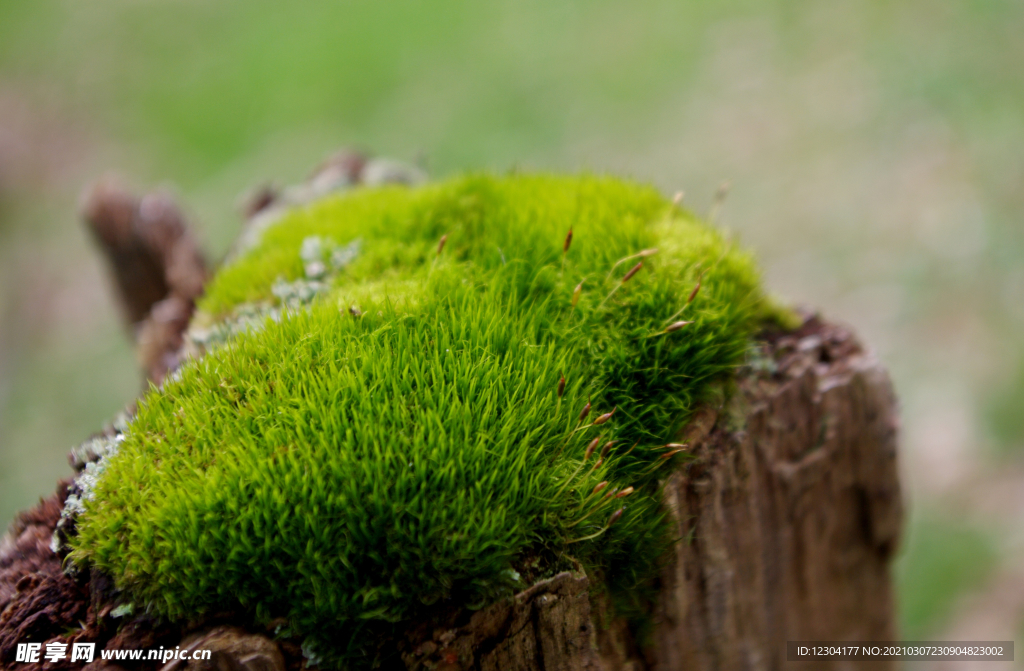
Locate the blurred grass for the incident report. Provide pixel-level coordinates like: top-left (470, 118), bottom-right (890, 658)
top-left (986, 357), bottom-right (1024, 453)
top-left (1, 0), bottom-right (1022, 640)
top-left (896, 513), bottom-right (998, 639)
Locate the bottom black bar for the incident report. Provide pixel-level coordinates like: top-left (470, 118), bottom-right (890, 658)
top-left (787, 641), bottom-right (1013, 661)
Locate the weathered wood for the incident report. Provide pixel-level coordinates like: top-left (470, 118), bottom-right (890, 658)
top-left (80, 176), bottom-right (208, 385)
top-left (648, 321), bottom-right (901, 670)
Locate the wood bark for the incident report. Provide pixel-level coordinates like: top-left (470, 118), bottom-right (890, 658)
top-left (0, 159), bottom-right (902, 671)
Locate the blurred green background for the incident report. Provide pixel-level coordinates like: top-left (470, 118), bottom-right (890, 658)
top-left (1, 0), bottom-right (1022, 649)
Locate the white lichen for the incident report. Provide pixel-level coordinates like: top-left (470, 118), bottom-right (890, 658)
top-left (109, 603), bottom-right (134, 619)
top-left (185, 236), bottom-right (362, 357)
top-left (53, 432), bottom-right (125, 554)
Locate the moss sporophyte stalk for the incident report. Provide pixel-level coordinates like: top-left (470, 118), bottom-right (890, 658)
top-left (68, 173), bottom-right (772, 665)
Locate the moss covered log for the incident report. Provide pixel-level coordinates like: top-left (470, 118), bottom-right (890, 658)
top-left (65, 173), bottom-right (789, 666)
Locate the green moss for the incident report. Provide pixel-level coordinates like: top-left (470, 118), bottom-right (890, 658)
top-left (71, 173), bottom-right (766, 666)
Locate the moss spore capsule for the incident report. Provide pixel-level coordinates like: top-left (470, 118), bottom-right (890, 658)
top-left (572, 281), bottom-right (583, 308)
top-left (622, 261), bottom-right (643, 283)
top-left (688, 269), bottom-right (706, 303)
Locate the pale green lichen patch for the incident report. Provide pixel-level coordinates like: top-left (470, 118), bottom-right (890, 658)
top-left (71, 173), bottom-right (769, 667)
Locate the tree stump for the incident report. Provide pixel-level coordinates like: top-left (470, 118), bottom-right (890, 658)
top-left (0, 156), bottom-right (902, 671)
